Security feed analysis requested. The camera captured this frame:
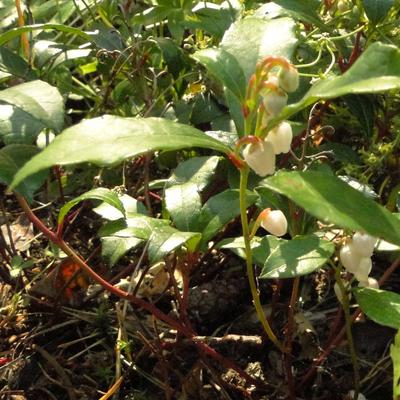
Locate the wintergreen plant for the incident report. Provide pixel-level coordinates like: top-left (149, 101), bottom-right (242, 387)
top-left (2, 1), bottom-right (400, 398)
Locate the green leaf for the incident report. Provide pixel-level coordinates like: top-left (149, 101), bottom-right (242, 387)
top-left (11, 115), bottom-right (231, 190)
top-left (94, 194), bottom-right (147, 221)
top-left (165, 156), bottom-right (220, 231)
top-left (221, 17), bottom-right (298, 80)
top-left (196, 189), bottom-right (257, 246)
top-left (261, 171), bottom-right (400, 246)
top-left (363, 0), bottom-right (394, 24)
top-left (193, 47), bottom-right (246, 102)
top-left (278, 43), bottom-right (400, 124)
top-left (355, 288), bottom-right (400, 329)
top-left (0, 145), bottom-right (48, 201)
top-left (0, 23), bottom-right (91, 46)
top-left (0, 80), bottom-right (64, 134)
top-left (101, 236), bottom-right (143, 266)
top-left (344, 95), bottom-right (375, 137)
top-left (259, 1), bottom-right (325, 30)
top-left (0, 46), bottom-right (36, 79)
top-left (99, 214), bottom-right (201, 263)
top-left (58, 188), bottom-right (125, 225)
top-left (217, 235), bottom-right (281, 266)
top-left (391, 330), bottom-right (400, 400)
top-left (0, 104), bottom-right (46, 145)
top-left (259, 234), bottom-right (334, 279)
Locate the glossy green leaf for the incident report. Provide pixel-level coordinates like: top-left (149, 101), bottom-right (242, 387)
top-left (259, 1), bottom-right (325, 29)
top-left (0, 80), bottom-right (64, 135)
top-left (94, 194), bottom-right (147, 221)
top-left (363, 0), bottom-right (394, 24)
top-left (261, 170), bottom-right (400, 245)
top-left (277, 43), bottom-right (400, 124)
top-left (221, 17), bottom-right (298, 80)
top-left (196, 189), bottom-right (257, 246)
top-left (391, 330), bottom-right (400, 399)
top-left (355, 288), bottom-right (400, 329)
top-left (0, 46), bottom-right (36, 79)
top-left (217, 235), bottom-right (281, 266)
top-left (193, 48), bottom-right (246, 102)
top-left (259, 234), bottom-right (334, 279)
top-left (165, 156), bottom-right (220, 231)
top-left (101, 236), bottom-right (143, 267)
top-left (11, 115), bottom-right (231, 190)
top-left (58, 188), bottom-right (125, 225)
top-left (0, 145), bottom-right (48, 201)
top-left (0, 104), bottom-right (45, 145)
top-left (99, 214), bottom-right (201, 263)
top-left (344, 95), bottom-right (375, 137)
top-left (0, 23), bottom-right (91, 46)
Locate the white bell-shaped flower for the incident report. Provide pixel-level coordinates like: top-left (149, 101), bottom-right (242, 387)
top-left (353, 257), bottom-right (372, 282)
top-left (243, 140), bottom-right (275, 177)
top-left (260, 209), bottom-right (287, 237)
top-left (334, 281), bottom-right (351, 305)
top-left (339, 242), bottom-right (362, 274)
top-left (261, 87), bottom-right (287, 116)
top-left (358, 277), bottom-right (379, 289)
top-left (352, 232), bottom-right (377, 257)
top-left (265, 122), bottom-right (293, 154)
top-left (278, 65), bottom-right (299, 93)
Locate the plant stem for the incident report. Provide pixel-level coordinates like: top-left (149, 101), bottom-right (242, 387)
top-left (15, 193), bottom-right (259, 387)
top-left (15, 0), bottom-right (30, 60)
top-left (335, 270), bottom-right (360, 398)
top-left (239, 167), bottom-right (283, 351)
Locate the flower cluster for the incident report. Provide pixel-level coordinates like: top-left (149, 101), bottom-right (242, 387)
top-left (339, 232), bottom-right (378, 288)
top-left (241, 57), bottom-right (299, 177)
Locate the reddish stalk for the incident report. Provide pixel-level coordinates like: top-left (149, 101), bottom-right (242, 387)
top-left (16, 193), bottom-right (259, 387)
top-left (299, 257), bottom-right (400, 389)
top-left (284, 277), bottom-right (300, 399)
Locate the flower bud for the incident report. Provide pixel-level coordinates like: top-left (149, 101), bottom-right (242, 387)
top-left (337, 0), bottom-right (349, 13)
top-left (243, 140), bottom-right (275, 177)
top-left (334, 281), bottom-right (351, 305)
top-left (261, 87), bottom-right (287, 116)
top-left (351, 232), bottom-right (377, 257)
top-left (353, 257), bottom-right (372, 282)
top-left (358, 277), bottom-right (379, 289)
top-left (278, 65), bottom-right (299, 93)
top-left (265, 122), bottom-right (293, 154)
top-left (339, 242), bottom-right (362, 274)
top-left (260, 209), bottom-right (287, 237)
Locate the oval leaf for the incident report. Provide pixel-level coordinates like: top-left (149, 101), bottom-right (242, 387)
top-left (11, 115), bottom-right (231, 190)
top-left (355, 288), bottom-right (400, 329)
top-left (0, 80), bottom-right (64, 134)
top-left (363, 0), bottom-right (394, 24)
top-left (193, 48), bottom-right (246, 102)
top-left (58, 188), bottom-right (125, 225)
top-left (260, 170), bottom-right (400, 245)
top-left (0, 145), bottom-right (48, 201)
top-left (259, 234), bottom-right (334, 279)
top-left (221, 16), bottom-right (298, 80)
top-left (276, 43), bottom-right (400, 124)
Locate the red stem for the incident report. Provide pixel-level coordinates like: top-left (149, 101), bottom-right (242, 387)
top-left (15, 193), bottom-right (258, 387)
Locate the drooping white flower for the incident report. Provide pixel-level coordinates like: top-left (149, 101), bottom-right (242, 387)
top-left (243, 140), bottom-right (275, 177)
top-left (265, 122), bottom-right (293, 154)
top-left (339, 242), bottom-right (362, 274)
top-left (260, 209), bottom-right (287, 237)
top-left (358, 277), bottom-right (379, 289)
top-left (353, 257), bottom-right (372, 282)
top-left (351, 232), bottom-right (377, 257)
top-left (261, 87), bottom-right (287, 116)
top-left (278, 65), bottom-right (299, 93)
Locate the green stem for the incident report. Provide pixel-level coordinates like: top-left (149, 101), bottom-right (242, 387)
top-left (239, 167), bottom-right (283, 351)
top-left (335, 268), bottom-right (360, 398)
